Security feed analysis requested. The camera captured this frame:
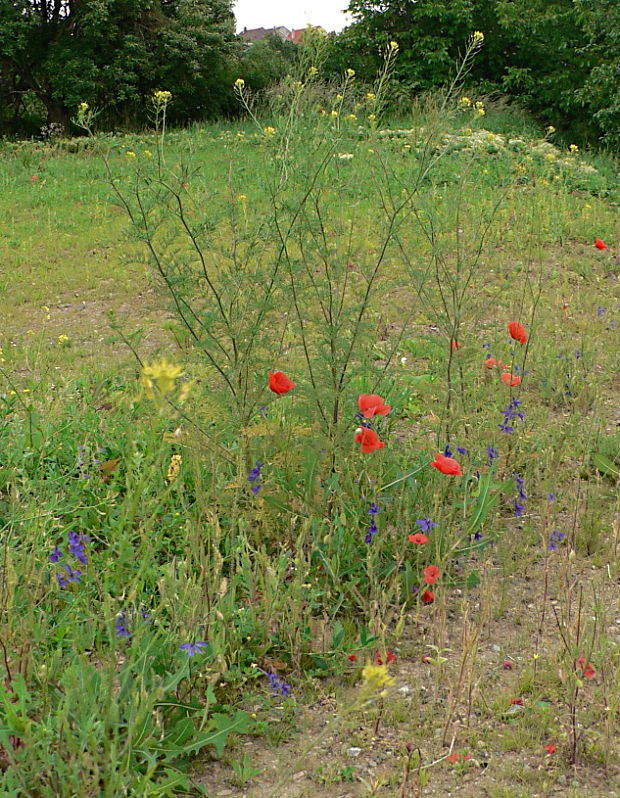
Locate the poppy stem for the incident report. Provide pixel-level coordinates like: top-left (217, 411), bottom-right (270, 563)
top-left (379, 463), bottom-right (428, 492)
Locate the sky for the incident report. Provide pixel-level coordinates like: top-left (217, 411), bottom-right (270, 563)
top-left (233, 0), bottom-right (353, 34)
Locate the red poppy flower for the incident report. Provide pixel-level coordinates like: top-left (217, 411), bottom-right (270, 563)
top-left (408, 532), bottom-right (429, 544)
top-left (502, 659), bottom-right (513, 670)
top-left (508, 321), bottom-right (527, 344)
top-left (268, 370), bottom-right (295, 396)
top-left (447, 752), bottom-right (471, 763)
top-left (421, 588), bottom-right (435, 604)
top-left (510, 697), bottom-right (524, 705)
top-left (348, 654), bottom-right (357, 662)
top-left (450, 339), bottom-right (462, 351)
top-left (355, 426), bottom-right (385, 452)
top-left (358, 393), bottom-right (391, 418)
top-left (424, 564), bottom-right (440, 584)
top-left (375, 650), bottom-right (397, 665)
top-left (546, 743), bottom-right (556, 754)
top-left (500, 372), bottom-right (521, 387)
top-left (594, 238), bottom-right (608, 250)
top-left (430, 452), bottom-right (462, 475)
top-left (31, 174), bottom-right (39, 180)
top-left (578, 657), bottom-right (595, 678)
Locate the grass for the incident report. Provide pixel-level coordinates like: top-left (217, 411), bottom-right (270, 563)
top-left (0, 80), bottom-right (619, 798)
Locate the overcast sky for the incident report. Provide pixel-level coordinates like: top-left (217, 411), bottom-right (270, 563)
top-left (233, 0), bottom-right (353, 34)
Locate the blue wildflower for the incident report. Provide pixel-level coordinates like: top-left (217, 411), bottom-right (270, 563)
top-left (487, 446), bottom-right (499, 466)
top-left (57, 564), bottom-right (82, 586)
top-left (365, 502), bottom-right (380, 543)
top-left (115, 611), bottom-right (131, 639)
top-left (248, 461), bottom-right (263, 494)
top-left (415, 517), bottom-right (438, 533)
top-left (179, 641), bottom-right (208, 657)
top-left (49, 546), bottom-right (63, 563)
top-left (443, 444), bottom-right (453, 457)
top-left (457, 446), bottom-right (468, 455)
top-left (68, 530), bottom-right (89, 565)
top-left (266, 671), bottom-right (291, 697)
top-left (547, 492), bottom-right (556, 502)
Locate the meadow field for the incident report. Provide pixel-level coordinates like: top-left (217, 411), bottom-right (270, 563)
top-left (0, 74), bottom-right (619, 797)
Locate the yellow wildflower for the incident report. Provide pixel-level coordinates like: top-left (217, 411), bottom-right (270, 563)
top-left (346, 68), bottom-right (355, 78)
top-left (234, 78), bottom-right (245, 90)
top-left (263, 126), bottom-right (276, 136)
top-left (367, 113), bottom-right (376, 122)
top-left (475, 101), bottom-right (485, 116)
top-left (361, 663), bottom-right (395, 696)
top-left (569, 143), bottom-right (579, 153)
top-left (166, 454), bottom-right (182, 483)
top-left (143, 149), bottom-right (152, 157)
top-left (459, 96), bottom-right (471, 107)
top-left (366, 92), bottom-right (376, 100)
top-left (308, 66), bottom-right (318, 76)
top-left (140, 359), bottom-right (183, 397)
top-left (57, 334), bottom-right (69, 345)
top-left (335, 93), bottom-right (343, 101)
top-left (153, 89), bottom-right (172, 104)
top-left (126, 150), bottom-right (136, 158)
top-left (546, 125), bottom-right (556, 134)
top-left (330, 110), bottom-right (338, 117)
top-left (472, 31), bottom-right (484, 43)
top-left (78, 102), bottom-right (89, 112)
top-left (389, 40), bottom-right (399, 51)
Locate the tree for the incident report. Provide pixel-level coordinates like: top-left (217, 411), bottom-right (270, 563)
top-left (0, 0), bottom-right (238, 134)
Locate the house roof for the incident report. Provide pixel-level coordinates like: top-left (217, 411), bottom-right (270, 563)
top-left (239, 26), bottom-right (291, 43)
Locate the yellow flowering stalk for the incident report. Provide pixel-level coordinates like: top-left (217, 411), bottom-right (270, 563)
top-left (152, 89), bottom-right (172, 105)
top-left (140, 359), bottom-right (183, 398)
top-left (360, 663), bottom-right (395, 697)
top-left (166, 454), bottom-right (182, 483)
top-left (345, 68), bottom-right (355, 78)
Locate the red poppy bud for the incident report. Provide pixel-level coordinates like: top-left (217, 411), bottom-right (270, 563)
top-left (546, 743), bottom-right (556, 754)
top-left (421, 588), bottom-right (435, 604)
top-left (348, 654), bottom-right (357, 662)
top-left (594, 238), bottom-right (608, 250)
top-left (268, 370), bottom-right (295, 396)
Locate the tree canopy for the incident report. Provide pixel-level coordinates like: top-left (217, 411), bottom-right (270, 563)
top-left (0, 0), bottom-right (238, 134)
